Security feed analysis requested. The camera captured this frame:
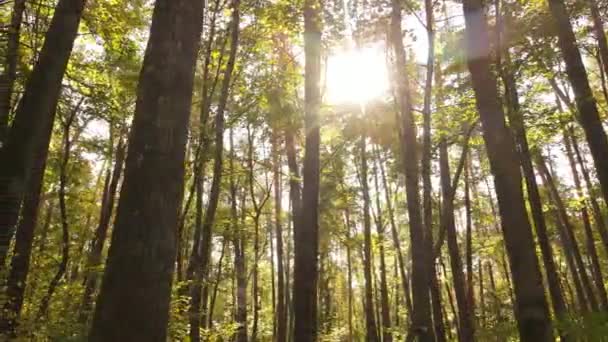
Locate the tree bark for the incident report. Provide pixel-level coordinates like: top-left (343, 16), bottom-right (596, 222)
top-left (0, 99), bottom-right (53, 335)
top-left (389, 1), bottom-right (433, 340)
top-left (536, 153), bottom-right (599, 312)
top-left (360, 135), bottom-right (379, 342)
top-left (496, 8), bottom-right (570, 335)
top-left (439, 141), bottom-right (475, 342)
top-left (293, 0), bottom-right (321, 339)
top-left (461, 0), bottom-right (553, 339)
top-left (273, 131), bottom-right (287, 342)
top-left (37, 105), bottom-right (78, 319)
top-left (372, 149), bottom-right (392, 342)
top-left (80, 138), bottom-right (126, 321)
top-left (588, 0), bottom-right (608, 82)
top-left (0, 0), bottom-right (86, 268)
top-left (0, 0), bottom-right (26, 145)
top-left (378, 151), bottom-right (413, 318)
top-left (88, 0), bottom-right (205, 339)
top-left (547, 0), bottom-right (608, 208)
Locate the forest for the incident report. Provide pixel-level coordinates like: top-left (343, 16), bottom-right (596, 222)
top-left (1, 0), bottom-right (608, 340)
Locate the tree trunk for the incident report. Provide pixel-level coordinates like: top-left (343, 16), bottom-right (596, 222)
top-left (564, 131), bottom-right (608, 310)
top-left (547, 0), bottom-right (608, 208)
top-left (461, 0), bottom-right (553, 339)
top-left (0, 101), bottom-right (53, 335)
top-left (0, 0), bottom-right (26, 144)
top-left (439, 141), bottom-right (475, 342)
top-left (536, 153), bottom-right (599, 312)
top-left (496, 8), bottom-right (569, 334)
top-left (80, 138), bottom-right (126, 321)
top-left (389, 0), bottom-right (433, 340)
top-left (88, 0), bottom-right (205, 339)
top-left (0, 0), bottom-right (86, 268)
top-left (360, 135), bottom-right (379, 342)
top-left (570, 126), bottom-right (608, 257)
top-left (372, 148), bottom-right (391, 342)
top-left (293, 0), bottom-right (321, 339)
top-left (344, 209), bottom-right (354, 341)
top-left (230, 129), bottom-right (248, 342)
top-left (273, 131), bottom-right (287, 342)
top-left (37, 107), bottom-right (78, 319)
top-left (378, 150), bottom-right (413, 317)
top-left (588, 0), bottom-right (608, 82)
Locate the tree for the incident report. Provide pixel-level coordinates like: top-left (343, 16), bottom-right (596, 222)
top-left (461, 0), bottom-right (553, 340)
top-left (0, 0), bottom-right (86, 267)
top-left (293, 0), bottom-right (322, 339)
top-left (88, 0), bottom-right (205, 339)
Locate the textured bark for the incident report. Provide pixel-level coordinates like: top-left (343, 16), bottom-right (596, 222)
top-left (439, 142), bottom-right (475, 342)
top-left (293, 0), bottom-right (321, 339)
top-left (0, 0), bottom-right (26, 144)
top-left (88, 0), bottom-right (205, 339)
top-left (461, 0), bottom-right (553, 339)
top-left (0, 0), bottom-right (86, 268)
top-left (389, 0), bottom-right (433, 340)
top-left (564, 132), bottom-right (608, 310)
top-left (547, 0), bottom-right (608, 208)
top-left (360, 135), bottom-right (379, 342)
top-left (80, 138), bottom-right (125, 321)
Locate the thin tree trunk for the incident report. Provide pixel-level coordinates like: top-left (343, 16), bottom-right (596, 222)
top-left (389, 1), bottom-right (433, 339)
top-left (345, 209), bottom-right (354, 342)
top-left (293, 0), bottom-right (322, 339)
top-left (360, 134), bottom-right (379, 342)
top-left (0, 0), bottom-right (26, 144)
top-left (547, 0), bottom-right (608, 208)
top-left (564, 131), bottom-right (608, 310)
top-left (88, 0), bottom-right (206, 339)
top-left (373, 149), bottom-right (392, 342)
top-left (378, 150), bottom-right (413, 317)
top-left (461, 0), bottom-right (553, 339)
top-left (439, 141), bottom-right (475, 342)
top-left (0, 0), bottom-right (86, 268)
top-left (80, 138), bottom-right (126, 321)
top-left (570, 126), bottom-right (608, 257)
top-left (589, 0), bottom-right (608, 82)
top-left (273, 131), bottom-right (287, 342)
top-left (536, 153), bottom-right (599, 312)
top-left (37, 106), bottom-right (78, 318)
top-left (230, 129), bottom-right (248, 342)
top-left (0, 102), bottom-right (53, 335)
top-left (496, 7), bottom-right (570, 334)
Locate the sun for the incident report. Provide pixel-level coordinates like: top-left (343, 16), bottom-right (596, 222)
top-left (325, 43), bottom-right (390, 105)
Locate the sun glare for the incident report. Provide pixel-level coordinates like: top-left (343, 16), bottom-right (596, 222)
top-left (325, 44), bottom-right (390, 105)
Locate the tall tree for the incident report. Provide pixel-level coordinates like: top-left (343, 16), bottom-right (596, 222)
top-left (88, 0), bottom-right (205, 339)
top-left (293, 0), bottom-right (322, 339)
top-left (0, 0), bottom-right (86, 267)
top-left (547, 0), bottom-right (608, 207)
top-left (389, 0), bottom-right (433, 340)
top-left (0, 0), bottom-right (26, 145)
top-left (360, 133), bottom-right (379, 342)
top-left (461, 0), bottom-right (553, 340)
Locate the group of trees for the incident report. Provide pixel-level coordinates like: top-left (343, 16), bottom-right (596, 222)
top-left (1, 0), bottom-right (608, 340)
